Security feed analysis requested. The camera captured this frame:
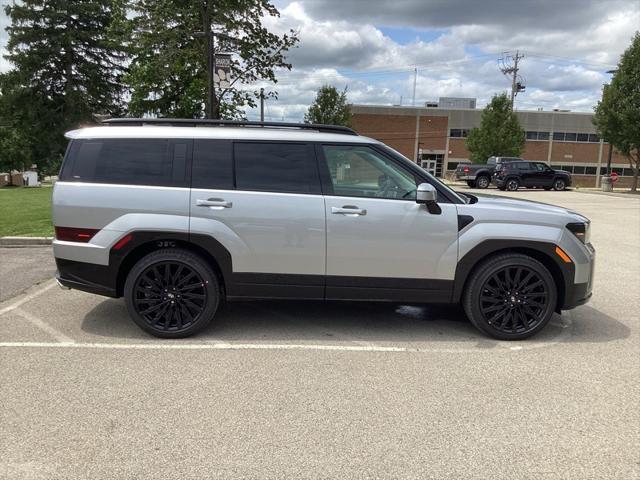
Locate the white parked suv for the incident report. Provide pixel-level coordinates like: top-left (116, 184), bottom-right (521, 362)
top-left (53, 119), bottom-right (595, 340)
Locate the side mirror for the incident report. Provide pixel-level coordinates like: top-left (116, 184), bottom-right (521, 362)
top-left (416, 183), bottom-right (441, 214)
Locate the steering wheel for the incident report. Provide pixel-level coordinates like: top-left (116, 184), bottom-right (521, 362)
top-left (375, 174), bottom-right (398, 198)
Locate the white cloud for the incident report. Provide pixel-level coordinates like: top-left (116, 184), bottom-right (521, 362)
top-left (1, 0), bottom-right (638, 121)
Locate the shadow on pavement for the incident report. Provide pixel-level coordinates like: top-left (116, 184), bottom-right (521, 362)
top-left (80, 298), bottom-right (630, 346)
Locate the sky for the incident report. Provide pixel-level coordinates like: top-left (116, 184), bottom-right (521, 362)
top-left (1, 0), bottom-right (638, 121)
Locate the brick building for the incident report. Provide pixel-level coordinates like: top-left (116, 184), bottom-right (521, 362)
top-left (351, 103), bottom-right (634, 187)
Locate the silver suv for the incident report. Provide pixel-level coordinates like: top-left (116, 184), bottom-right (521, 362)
top-left (53, 119), bottom-right (595, 340)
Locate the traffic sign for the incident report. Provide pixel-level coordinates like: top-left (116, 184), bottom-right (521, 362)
top-left (610, 171), bottom-right (619, 182)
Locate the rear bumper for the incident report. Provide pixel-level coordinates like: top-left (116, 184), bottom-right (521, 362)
top-left (55, 257), bottom-right (118, 298)
top-left (456, 174), bottom-right (476, 181)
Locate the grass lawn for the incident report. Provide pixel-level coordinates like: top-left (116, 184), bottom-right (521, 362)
top-left (0, 186), bottom-right (54, 237)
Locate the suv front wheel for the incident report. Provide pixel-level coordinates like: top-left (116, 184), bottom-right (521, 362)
top-left (553, 178), bottom-right (566, 191)
top-left (463, 253), bottom-right (557, 340)
top-left (124, 249), bottom-right (220, 338)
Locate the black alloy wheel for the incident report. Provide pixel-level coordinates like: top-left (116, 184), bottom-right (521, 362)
top-left (476, 176), bottom-right (490, 189)
top-left (125, 249), bottom-right (220, 338)
top-left (553, 178), bottom-right (566, 191)
top-left (463, 253), bottom-right (557, 340)
top-left (506, 178), bottom-right (520, 191)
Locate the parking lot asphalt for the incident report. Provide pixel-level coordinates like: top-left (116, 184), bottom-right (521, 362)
top-left (1, 190), bottom-right (638, 479)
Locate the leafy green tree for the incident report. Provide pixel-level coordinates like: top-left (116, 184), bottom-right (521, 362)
top-left (594, 32), bottom-right (640, 191)
top-left (1, 0), bottom-right (128, 175)
top-left (465, 93), bottom-right (525, 164)
top-left (304, 85), bottom-right (352, 126)
top-left (126, 0), bottom-right (298, 119)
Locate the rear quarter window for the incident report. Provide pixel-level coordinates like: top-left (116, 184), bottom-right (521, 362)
top-left (60, 138), bottom-right (191, 187)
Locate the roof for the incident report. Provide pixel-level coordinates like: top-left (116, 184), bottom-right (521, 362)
top-left (65, 125), bottom-right (379, 144)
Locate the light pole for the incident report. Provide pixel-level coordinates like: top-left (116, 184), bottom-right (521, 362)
top-left (194, 29), bottom-right (216, 119)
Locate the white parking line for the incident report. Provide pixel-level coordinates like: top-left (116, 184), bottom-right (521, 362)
top-left (0, 280), bottom-right (57, 316)
top-left (13, 308), bottom-right (75, 344)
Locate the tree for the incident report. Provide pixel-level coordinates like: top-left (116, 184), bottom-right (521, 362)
top-left (126, 0), bottom-right (298, 119)
top-left (465, 93), bottom-right (525, 164)
top-left (594, 32), bottom-right (640, 192)
top-left (2, 0), bottom-right (128, 175)
top-left (304, 85), bottom-right (352, 126)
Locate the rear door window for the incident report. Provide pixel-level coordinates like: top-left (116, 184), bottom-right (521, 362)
top-left (233, 142), bottom-right (320, 194)
top-left (61, 138), bottom-right (191, 187)
top-left (191, 139), bottom-right (234, 189)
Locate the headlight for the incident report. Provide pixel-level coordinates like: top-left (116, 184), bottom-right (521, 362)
top-left (566, 222), bottom-right (590, 244)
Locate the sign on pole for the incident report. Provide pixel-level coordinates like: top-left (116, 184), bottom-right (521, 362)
top-left (214, 53), bottom-right (232, 89)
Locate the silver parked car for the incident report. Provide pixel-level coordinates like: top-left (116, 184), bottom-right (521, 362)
top-left (53, 119), bottom-right (595, 340)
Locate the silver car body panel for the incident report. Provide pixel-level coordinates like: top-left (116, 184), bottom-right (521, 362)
top-left (190, 189), bottom-right (326, 275)
top-left (52, 182), bottom-right (190, 265)
top-left (324, 197), bottom-right (459, 280)
top-left (457, 194), bottom-right (594, 284)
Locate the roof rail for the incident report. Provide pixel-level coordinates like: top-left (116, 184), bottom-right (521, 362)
top-left (101, 118), bottom-right (358, 136)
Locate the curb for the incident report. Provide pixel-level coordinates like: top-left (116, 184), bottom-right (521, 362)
top-left (0, 236), bottom-right (53, 247)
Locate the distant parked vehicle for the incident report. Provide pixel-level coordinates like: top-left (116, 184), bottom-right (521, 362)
top-left (455, 156), bottom-right (523, 189)
top-left (494, 161), bottom-right (572, 191)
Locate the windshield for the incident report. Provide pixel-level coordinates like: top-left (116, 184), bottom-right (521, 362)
top-left (378, 144), bottom-right (466, 204)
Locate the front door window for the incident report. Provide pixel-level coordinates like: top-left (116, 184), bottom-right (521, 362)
top-left (322, 145), bottom-right (417, 200)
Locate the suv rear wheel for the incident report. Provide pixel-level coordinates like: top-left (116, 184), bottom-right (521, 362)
top-left (463, 253), bottom-right (557, 340)
top-left (124, 249), bottom-right (220, 338)
top-left (476, 175), bottom-right (490, 189)
top-left (506, 178), bottom-right (520, 191)
top-left (553, 178), bottom-right (566, 191)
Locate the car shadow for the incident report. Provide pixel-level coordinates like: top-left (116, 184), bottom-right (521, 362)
top-left (80, 298), bottom-right (630, 346)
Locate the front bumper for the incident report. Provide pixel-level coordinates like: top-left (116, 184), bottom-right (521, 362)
top-left (561, 243), bottom-right (595, 310)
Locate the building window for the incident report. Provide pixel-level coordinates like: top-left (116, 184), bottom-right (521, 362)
top-left (585, 167), bottom-right (597, 175)
top-left (588, 134), bottom-right (600, 143)
top-left (538, 132), bottom-right (550, 140)
top-left (576, 133), bottom-right (589, 142)
top-left (564, 132), bottom-right (577, 141)
top-left (526, 131), bottom-right (537, 140)
top-left (449, 129), bottom-right (469, 138)
top-left (553, 132), bottom-right (565, 141)
top-left (573, 166), bottom-right (586, 175)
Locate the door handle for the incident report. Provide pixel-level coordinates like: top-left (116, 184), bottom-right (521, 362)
top-left (196, 198), bottom-right (233, 209)
top-left (331, 205), bottom-right (367, 216)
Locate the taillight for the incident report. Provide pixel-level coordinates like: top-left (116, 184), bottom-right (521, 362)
top-left (463, 166), bottom-right (470, 173)
top-left (55, 227), bottom-right (100, 243)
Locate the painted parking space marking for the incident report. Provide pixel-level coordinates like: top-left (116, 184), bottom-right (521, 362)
top-left (13, 308), bottom-right (75, 344)
top-left (0, 280), bottom-right (57, 316)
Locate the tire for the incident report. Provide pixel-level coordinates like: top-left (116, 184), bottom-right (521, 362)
top-left (506, 178), bottom-right (520, 191)
top-left (553, 178), bottom-right (566, 191)
top-left (476, 175), bottom-right (490, 189)
top-left (463, 253), bottom-right (557, 340)
top-left (467, 180), bottom-right (477, 188)
top-left (124, 248), bottom-right (220, 338)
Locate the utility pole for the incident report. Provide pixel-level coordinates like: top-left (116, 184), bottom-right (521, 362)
top-left (195, 2), bottom-right (216, 118)
top-left (259, 88), bottom-right (265, 122)
top-left (499, 51), bottom-right (525, 109)
top-left (412, 68), bottom-right (417, 106)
